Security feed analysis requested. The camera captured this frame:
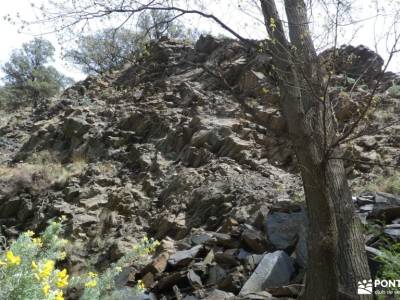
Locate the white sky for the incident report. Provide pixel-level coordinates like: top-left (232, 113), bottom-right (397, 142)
top-left (0, 0), bottom-right (399, 83)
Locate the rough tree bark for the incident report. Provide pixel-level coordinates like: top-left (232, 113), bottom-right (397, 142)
top-left (260, 0), bottom-right (371, 299)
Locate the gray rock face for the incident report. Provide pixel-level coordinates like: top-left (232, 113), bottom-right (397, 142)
top-left (320, 45), bottom-right (384, 79)
top-left (168, 245), bottom-right (203, 268)
top-left (1, 34), bottom-right (398, 300)
top-left (239, 250), bottom-right (295, 295)
top-left (266, 211), bottom-right (307, 249)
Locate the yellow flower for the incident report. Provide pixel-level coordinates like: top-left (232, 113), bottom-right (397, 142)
top-left (59, 252), bottom-right (67, 260)
top-left (115, 266), bottom-right (122, 272)
top-left (59, 239), bottom-right (69, 246)
top-left (56, 268), bottom-right (69, 288)
top-left (137, 279), bottom-right (145, 290)
top-left (32, 238), bottom-right (43, 247)
top-left (85, 279), bottom-right (97, 288)
top-left (88, 271), bottom-right (98, 278)
top-left (55, 290), bottom-right (64, 300)
top-left (6, 251), bottom-right (21, 266)
top-left (25, 230), bottom-right (35, 237)
top-left (37, 260), bottom-right (55, 280)
top-left (42, 283), bottom-right (50, 296)
top-left (32, 261), bottom-right (38, 269)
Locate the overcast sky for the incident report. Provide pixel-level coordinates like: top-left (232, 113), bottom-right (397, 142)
top-left (0, 0), bottom-right (399, 83)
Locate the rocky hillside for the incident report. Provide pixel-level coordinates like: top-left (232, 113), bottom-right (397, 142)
top-left (0, 35), bottom-right (399, 299)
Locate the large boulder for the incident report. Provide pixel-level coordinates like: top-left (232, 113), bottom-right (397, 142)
top-left (239, 250), bottom-right (295, 295)
top-left (320, 45), bottom-right (384, 80)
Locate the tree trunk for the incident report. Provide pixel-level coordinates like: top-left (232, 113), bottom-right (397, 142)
top-left (327, 152), bottom-right (371, 297)
top-left (260, 0), bottom-right (371, 298)
top-left (280, 80), bottom-right (340, 299)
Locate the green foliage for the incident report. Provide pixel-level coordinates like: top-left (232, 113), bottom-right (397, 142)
top-left (65, 28), bottom-right (140, 75)
top-left (375, 243), bottom-right (400, 294)
top-left (0, 219), bottom-right (159, 300)
top-left (364, 173), bottom-right (400, 195)
top-left (0, 219), bottom-right (69, 299)
top-left (65, 11), bottom-right (200, 75)
top-left (137, 10), bottom-right (198, 41)
top-left (387, 83), bottom-right (400, 98)
top-left (1, 38), bottom-right (72, 108)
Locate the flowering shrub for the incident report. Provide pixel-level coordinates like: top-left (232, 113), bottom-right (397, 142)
top-left (0, 218), bottom-right (160, 300)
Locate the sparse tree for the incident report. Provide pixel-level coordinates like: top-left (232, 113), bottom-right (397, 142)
top-left (65, 11), bottom-right (200, 75)
top-left (1, 38), bottom-right (72, 107)
top-left (65, 28), bottom-right (140, 75)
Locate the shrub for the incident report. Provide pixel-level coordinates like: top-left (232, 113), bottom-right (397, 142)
top-left (0, 218), bottom-right (159, 300)
top-left (375, 242), bottom-right (400, 296)
top-left (360, 172), bottom-right (400, 196)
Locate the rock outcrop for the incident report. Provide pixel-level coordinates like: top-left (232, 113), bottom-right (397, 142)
top-left (0, 35), bottom-right (399, 299)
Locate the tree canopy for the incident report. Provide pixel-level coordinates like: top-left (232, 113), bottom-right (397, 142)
top-left (65, 11), bottom-right (200, 75)
top-left (1, 38), bottom-right (72, 108)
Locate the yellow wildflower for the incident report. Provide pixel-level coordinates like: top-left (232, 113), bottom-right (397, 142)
top-left (55, 290), bottom-right (64, 300)
top-left (56, 268), bottom-right (69, 288)
top-left (60, 239), bottom-right (69, 246)
top-left (88, 271), bottom-right (98, 278)
top-left (42, 283), bottom-right (50, 296)
top-left (85, 279), bottom-right (97, 288)
top-left (32, 261), bottom-right (38, 270)
top-left (59, 251), bottom-right (67, 260)
top-left (25, 230), bottom-right (35, 237)
top-left (6, 251), bottom-right (21, 266)
top-left (115, 266), bottom-right (122, 272)
top-left (137, 279), bottom-right (145, 290)
top-left (269, 17), bottom-right (277, 32)
top-left (32, 238), bottom-right (43, 247)
top-left (37, 260), bottom-right (55, 280)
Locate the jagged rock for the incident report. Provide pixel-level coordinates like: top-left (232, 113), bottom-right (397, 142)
top-left (215, 249), bottom-right (240, 267)
top-left (187, 269), bottom-right (203, 289)
top-left (238, 291), bottom-right (273, 299)
top-left (168, 245), bottom-right (203, 268)
top-left (155, 271), bottom-right (188, 291)
top-left (384, 224), bottom-right (400, 240)
top-left (241, 228), bottom-right (270, 253)
top-left (267, 284), bottom-right (303, 297)
top-left (154, 213), bottom-right (188, 240)
top-left (320, 45), bottom-right (384, 79)
top-left (265, 210), bottom-right (307, 250)
top-left (195, 35), bottom-right (221, 54)
top-left (367, 192), bottom-right (400, 222)
top-left (2, 35), bottom-right (399, 300)
top-left (239, 251), bottom-right (295, 295)
top-left (213, 232), bottom-right (240, 249)
top-left (265, 210), bottom-right (308, 267)
top-left (142, 252), bottom-right (169, 274)
top-left (239, 70), bottom-right (266, 94)
top-left (0, 196), bottom-right (21, 218)
top-left (203, 289), bottom-right (235, 300)
top-left (191, 232), bottom-right (216, 245)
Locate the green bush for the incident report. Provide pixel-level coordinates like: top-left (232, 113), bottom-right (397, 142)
top-left (0, 218), bottom-right (159, 300)
top-left (363, 173), bottom-right (400, 195)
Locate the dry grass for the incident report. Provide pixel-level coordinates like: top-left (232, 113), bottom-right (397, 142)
top-left (360, 172), bottom-right (400, 195)
top-left (0, 151), bottom-right (87, 193)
